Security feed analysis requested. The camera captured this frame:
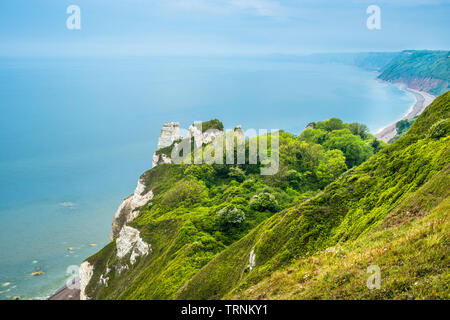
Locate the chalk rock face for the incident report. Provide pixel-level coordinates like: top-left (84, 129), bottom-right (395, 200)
top-left (151, 122), bottom-right (182, 168)
top-left (152, 152), bottom-right (173, 168)
top-left (116, 226), bottom-right (151, 265)
top-left (110, 179), bottom-right (154, 241)
top-left (79, 261), bottom-right (94, 300)
top-left (249, 249), bottom-right (256, 271)
top-left (130, 179), bottom-right (154, 209)
top-left (158, 122), bottom-right (182, 149)
top-left (188, 122), bottom-right (223, 149)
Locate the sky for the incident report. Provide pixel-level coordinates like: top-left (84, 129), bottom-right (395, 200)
top-left (0, 0), bottom-right (449, 56)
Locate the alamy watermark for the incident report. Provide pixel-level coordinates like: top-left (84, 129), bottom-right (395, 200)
top-left (166, 123), bottom-right (280, 176)
top-left (367, 265), bottom-right (381, 290)
top-left (65, 5), bottom-right (381, 31)
top-left (66, 265), bottom-right (80, 290)
top-left (366, 5), bottom-right (381, 30)
top-left (66, 5), bottom-right (81, 30)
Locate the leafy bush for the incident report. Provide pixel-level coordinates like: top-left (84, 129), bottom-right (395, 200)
top-left (228, 166), bottom-right (246, 182)
top-left (183, 164), bottom-right (216, 186)
top-left (316, 149), bottom-right (348, 188)
top-left (428, 119), bottom-right (450, 139)
top-left (323, 131), bottom-right (373, 168)
top-left (216, 206), bottom-right (246, 228)
top-left (161, 178), bottom-right (208, 209)
top-left (316, 118), bottom-right (345, 132)
top-left (249, 192), bottom-right (279, 213)
top-left (348, 122), bottom-right (369, 139)
top-left (202, 119), bottom-right (224, 132)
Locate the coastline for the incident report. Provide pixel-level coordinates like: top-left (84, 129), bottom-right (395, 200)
top-left (47, 279), bottom-right (80, 300)
top-left (375, 86), bottom-right (436, 142)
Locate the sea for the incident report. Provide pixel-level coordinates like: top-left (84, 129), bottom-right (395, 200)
top-left (0, 55), bottom-right (415, 299)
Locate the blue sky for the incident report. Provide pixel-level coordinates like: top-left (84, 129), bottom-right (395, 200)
top-left (0, 0), bottom-right (449, 56)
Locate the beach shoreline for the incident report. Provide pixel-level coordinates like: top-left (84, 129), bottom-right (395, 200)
top-left (47, 279), bottom-right (80, 300)
top-left (375, 86), bottom-right (436, 142)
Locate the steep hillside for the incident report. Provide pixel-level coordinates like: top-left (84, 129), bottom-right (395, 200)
top-left (176, 92), bottom-right (450, 300)
top-left (378, 50), bottom-right (450, 95)
top-left (291, 52), bottom-right (400, 71)
top-left (232, 193), bottom-right (449, 300)
top-left (80, 118), bottom-right (385, 300)
top-left (80, 92), bottom-right (449, 300)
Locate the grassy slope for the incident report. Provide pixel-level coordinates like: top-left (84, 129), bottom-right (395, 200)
top-left (232, 195), bottom-right (449, 300)
top-left (176, 92), bottom-right (450, 299)
top-left (378, 50), bottom-right (450, 95)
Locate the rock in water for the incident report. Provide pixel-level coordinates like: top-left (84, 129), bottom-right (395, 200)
top-left (31, 270), bottom-right (44, 276)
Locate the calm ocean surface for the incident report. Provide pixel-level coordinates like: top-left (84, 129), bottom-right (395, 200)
top-left (0, 56), bottom-right (414, 299)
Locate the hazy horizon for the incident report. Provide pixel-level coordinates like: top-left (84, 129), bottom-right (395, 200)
top-left (1, 0), bottom-right (449, 57)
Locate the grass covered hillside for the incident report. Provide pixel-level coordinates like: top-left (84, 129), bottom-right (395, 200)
top-left (82, 93), bottom-right (449, 301)
top-left (176, 92), bottom-right (450, 300)
top-left (82, 118), bottom-right (385, 299)
top-left (378, 50), bottom-right (450, 95)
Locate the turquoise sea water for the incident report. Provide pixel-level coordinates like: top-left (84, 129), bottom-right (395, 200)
top-left (0, 56), bottom-right (415, 299)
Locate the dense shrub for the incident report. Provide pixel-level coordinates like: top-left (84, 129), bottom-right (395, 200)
top-left (216, 206), bottom-right (246, 228)
top-left (323, 131), bottom-right (373, 168)
top-left (249, 192), bottom-right (279, 212)
top-left (316, 149), bottom-right (348, 188)
top-left (228, 166), bottom-right (246, 182)
top-left (428, 119), bottom-right (450, 139)
top-left (161, 178), bottom-right (208, 209)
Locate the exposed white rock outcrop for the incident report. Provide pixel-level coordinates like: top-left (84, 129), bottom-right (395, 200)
top-left (158, 122), bottom-right (182, 149)
top-left (79, 261), bottom-right (94, 300)
top-left (116, 226), bottom-right (151, 265)
top-left (116, 264), bottom-right (129, 275)
top-left (152, 152), bottom-right (173, 168)
top-left (188, 122), bottom-right (223, 149)
top-left (249, 249), bottom-right (256, 271)
top-left (130, 179), bottom-right (154, 209)
top-left (152, 120), bottom-right (224, 168)
top-left (110, 179), bottom-right (154, 240)
top-left (151, 122), bottom-right (183, 168)
top-left (98, 273), bottom-right (109, 287)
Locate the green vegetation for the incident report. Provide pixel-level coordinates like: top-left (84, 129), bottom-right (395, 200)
top-left (155, 139), bottom-right (183, 157)
top-left (177, 92), bottom-right (450, 300)
top-left (389, 117), bottom-right (417, 143)
top-left (83, 116), bottom-right (385, 300)
top-left (84, 92), bottom-right (449, 300)
top-left (201, 119), bottom-right (224, 133)
top-left (378, 50), bottom-right (450, 95)
top-left (232, 196), bottom-right (449, 300)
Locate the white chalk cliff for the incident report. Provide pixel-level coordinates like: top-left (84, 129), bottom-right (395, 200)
top-left (158, 122), bottom-right (182, 149)
top-left (152, 152), bottom-right (173, 168)
top-left (152, 121), bottom-right (225, 168)
top-left (110, 179), bottom-right (154, 241)
top-left (152, 122), bottom-right (182, 168)
top-left (188, 122), bottom-right (224, 149)
top-left (116, 226), bottom-right (151, 265)
top-left (79, 261), bottom-right (94, 300)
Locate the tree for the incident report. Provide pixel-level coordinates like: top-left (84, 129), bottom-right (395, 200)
top-left (298, 127), bottom-right (327, 144)
top-left (315, 118), bottom-right (345, 132)
top-left (324, 132), bottom-right (373, 168)
top-left (216, 206), bottom-right (246, 230)
top-left (348, 122), bottom-right (369, 139)
top-left (316, 149), bottom-right (348, 188)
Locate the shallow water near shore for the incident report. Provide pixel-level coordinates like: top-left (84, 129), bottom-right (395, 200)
top-left (0, 56), bottom-right (415, 300)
